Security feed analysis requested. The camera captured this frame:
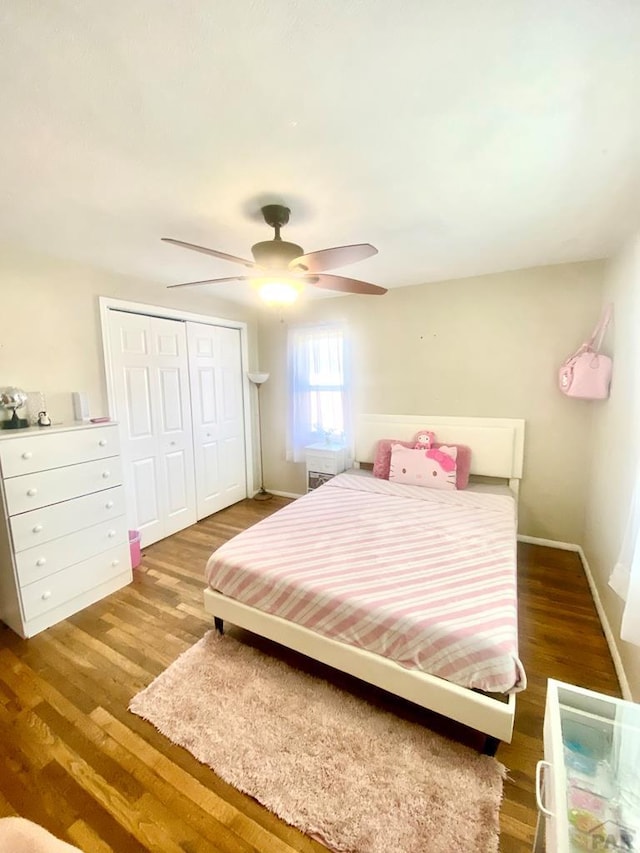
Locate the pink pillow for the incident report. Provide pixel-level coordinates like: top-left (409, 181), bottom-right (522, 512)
top-left (389, 444), bottom-right (458, 490)
top-left (372, 439), bottom-right (413, 478)
top-left (372, 438), bottom-right (472, 489)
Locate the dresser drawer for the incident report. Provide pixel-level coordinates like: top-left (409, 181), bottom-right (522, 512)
top-left (20, 542), bottom-right (130, 622)
top-left (4, 457), bottom-right (123, 515)
top-left (0, 425), bottom-right (119, 478)
top-left (15, 517), bottom-right (127, 586)
top-left (10, 486), bottom-right (126, 552)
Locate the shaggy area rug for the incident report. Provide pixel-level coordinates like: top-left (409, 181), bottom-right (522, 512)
top-left (130, 631), bottom-right (505, 853)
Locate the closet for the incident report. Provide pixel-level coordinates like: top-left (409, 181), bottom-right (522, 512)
top-left (105, 308), bottom-right (247, 547)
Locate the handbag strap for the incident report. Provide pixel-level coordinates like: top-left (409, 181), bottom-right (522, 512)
top-left (588, 303), bottom-right (612, 352)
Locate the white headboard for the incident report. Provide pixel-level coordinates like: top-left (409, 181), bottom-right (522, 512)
top-left (355, 414), bottom-right (525, 486)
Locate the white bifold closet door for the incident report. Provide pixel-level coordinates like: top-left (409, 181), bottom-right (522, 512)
top-left (187, 322), bottom-right (247, 519)
top-left (108, 312), bottom-right (197, 547)
top-left (107, 310), bottom-right (247, 547)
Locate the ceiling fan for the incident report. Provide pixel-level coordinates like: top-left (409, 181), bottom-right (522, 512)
top-left (162, 204), bottom-right (387, 301)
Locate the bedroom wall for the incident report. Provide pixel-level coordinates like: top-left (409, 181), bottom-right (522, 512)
top-left (583, 232), bottom-right (640, 700)
top-left (256, 260), bottom-right (604, 544)
top-left (0, 243), bottom-right (258, 425)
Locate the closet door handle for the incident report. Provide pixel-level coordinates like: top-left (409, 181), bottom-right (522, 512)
top-left (535, 761), bottom-right (553, 818)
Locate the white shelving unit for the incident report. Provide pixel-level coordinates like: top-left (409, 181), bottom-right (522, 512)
top-left (304, 443), bottom-right (347, 492)
top-left (535, 678), bottom-right (640, 852)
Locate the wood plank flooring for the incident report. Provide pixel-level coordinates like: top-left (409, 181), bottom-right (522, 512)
top-left (0, 497), bottom-right (621, 852)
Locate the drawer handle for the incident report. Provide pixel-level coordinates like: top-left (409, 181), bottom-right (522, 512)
top-left (98, 439), bottom-right (108, 447)
top-left (102, 471), bottom-right (111, 479)
top-left (36, 557), bottom-right (47, 567)
top-left (111, 559), bottom-right (120, 567)
top-left (170, 441), bottom-right (176, 446)
top-left (22, 451), bottom-right (33, 460)
top-left (27, 488), bottom-right (38, 497)
top-left (105, 500), bottom-right (114, 509)
top-left (535, 760), bottom-right (553, 818)
top-left (107, 529), bottom-right (116, 538)
top-left (32, 524), bottom-right (43, 533)
top-left (41, 591), bottom-right (52, 601)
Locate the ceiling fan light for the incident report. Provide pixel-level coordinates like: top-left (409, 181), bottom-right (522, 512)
top-left (258, 280), bottom-right (300, 307)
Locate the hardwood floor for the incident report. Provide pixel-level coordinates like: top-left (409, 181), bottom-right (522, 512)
top-left (0, 497), bottom-right (621, 852)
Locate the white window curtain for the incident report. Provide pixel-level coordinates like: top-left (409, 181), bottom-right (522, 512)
top-left (286, 324), bottom-right (352, 463)
top-left (609, 467), bottom-right (640, 646)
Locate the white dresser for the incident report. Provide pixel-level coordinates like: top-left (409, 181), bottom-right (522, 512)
top-left (0, 422), bottom-right (132, 638)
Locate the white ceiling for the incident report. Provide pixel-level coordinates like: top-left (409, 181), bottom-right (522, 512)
top-left (2, 1), bottom-right (640, 305)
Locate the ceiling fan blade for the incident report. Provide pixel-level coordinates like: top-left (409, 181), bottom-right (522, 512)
top-left (306, 273), bottom-right (387, 296)
top-left (162, 238), bottom-right (257, 269)
top-left (167, 275), bottom-right (251, 289)
top-left (289, 243), bottom-right (378, 273)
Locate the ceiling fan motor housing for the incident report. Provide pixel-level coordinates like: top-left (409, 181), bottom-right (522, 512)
top-left (251, 239), bottom-right (304, 268)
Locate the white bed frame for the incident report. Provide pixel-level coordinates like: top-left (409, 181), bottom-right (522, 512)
top-left (203, 414), bottom-right (526, 750)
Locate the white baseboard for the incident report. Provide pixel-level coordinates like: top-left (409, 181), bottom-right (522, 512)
top-left (517, 534), bottom-right (578, 551)
top-left (517, 535), bottom-right (632, 701)
top-left (259, 489), bottom-right (303, 500)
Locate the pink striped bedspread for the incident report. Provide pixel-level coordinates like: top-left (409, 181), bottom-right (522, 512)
top-left (205, 473), bottom-right (526, 694)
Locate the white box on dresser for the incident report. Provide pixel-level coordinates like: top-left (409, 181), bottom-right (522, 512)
top-left (0, 422), bottom-right (132, 638)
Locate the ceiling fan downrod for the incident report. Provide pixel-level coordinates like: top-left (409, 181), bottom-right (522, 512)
top-left (260, 204), bottom-right (290, 241)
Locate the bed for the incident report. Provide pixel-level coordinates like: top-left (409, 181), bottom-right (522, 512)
top-left (203, 414), bottom-right (526, 753)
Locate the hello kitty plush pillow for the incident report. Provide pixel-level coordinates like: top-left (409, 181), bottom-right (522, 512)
top-left (388, 444), bottom-right (458, 490)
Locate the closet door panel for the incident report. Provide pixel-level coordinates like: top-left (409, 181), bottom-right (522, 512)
top-left (194, 366), bottom-right (221, 505)
top-left (131, 457), bottom-right (161, 532)
top-left (152, 318), bottom-right (196, 535)
top-left (218, 327), bottom-right (247, 503)
top-left (201, 439), bottom-right (221, 504)
top-left (163, 449), bottom-right (194, 533)
top-left (108, 312), bottom-right (196, 547)
top-left (197, 367), bottom-right (217, 426)
top-left (221, 436), bottom-right (244, 487)
top-left (187, 323), bottom-right (247, 520)
top-left (158, 368), bottom-right (185, 433)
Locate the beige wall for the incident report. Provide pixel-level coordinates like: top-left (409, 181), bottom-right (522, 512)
top-left (0, 243), bottom-right (258, 425)
top-left (583, 233), bottom-right (640, 699)
top-left (257, 261), bottom-right (604, 543)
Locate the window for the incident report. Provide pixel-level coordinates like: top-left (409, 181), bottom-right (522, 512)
top-left (286, 324), bottom-right (351, 463)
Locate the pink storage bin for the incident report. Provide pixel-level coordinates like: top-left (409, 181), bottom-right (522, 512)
top-left (129, 530), bottom-right (141, 569)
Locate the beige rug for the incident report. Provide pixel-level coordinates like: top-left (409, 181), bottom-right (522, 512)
top-left (130, 631), bottom-right (505, 853)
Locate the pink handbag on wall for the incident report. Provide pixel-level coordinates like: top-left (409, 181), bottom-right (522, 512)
top-left (558, 305), bottom-right (613, 400)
